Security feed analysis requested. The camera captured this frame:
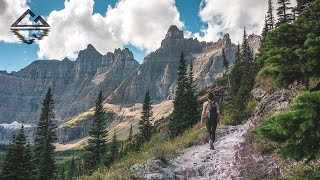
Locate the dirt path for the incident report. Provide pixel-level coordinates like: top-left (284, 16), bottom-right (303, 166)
top-left (132, 123), bottom-right (251, 180)
top-left (170, 124), bottom-right (249, 180)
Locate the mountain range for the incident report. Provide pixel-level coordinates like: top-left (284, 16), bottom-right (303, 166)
top-left (0, 25), bottom-right (260, 143)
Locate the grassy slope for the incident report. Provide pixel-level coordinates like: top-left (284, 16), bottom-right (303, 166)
top-left (79, 123), bottom-right (206, 180)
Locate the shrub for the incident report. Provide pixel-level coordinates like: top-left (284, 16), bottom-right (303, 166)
top-left (254, 91), bottom-right (320, 162)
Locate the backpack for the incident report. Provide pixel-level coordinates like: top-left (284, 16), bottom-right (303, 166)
top-left (206, 100), bottom-right (218, 121)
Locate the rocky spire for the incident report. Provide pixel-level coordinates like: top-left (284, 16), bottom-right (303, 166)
top-left (165, 25), bottom-right (184, 39)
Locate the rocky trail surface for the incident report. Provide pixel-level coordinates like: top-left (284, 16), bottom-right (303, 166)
top-left (132, 123), bottom-right (251, 180)
top-left (171, 124), bottom-right (249, 180)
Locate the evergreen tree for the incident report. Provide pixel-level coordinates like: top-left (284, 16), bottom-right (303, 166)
top-left (1, 125), bottom-right (35, 180)
top-left (58, 165), bottom-right (66, 180)
top-left (235, 43), bottom-right (241, 65)
top-left (138, 90), bottom-right (153, 146)
top-left (169, 52), bottom-right (199, 137)
top-left (84, 90), bottom-right (108, 173)
top-left (254, 91), bottom-right (320, 162)
top-left (267, 0), bottom-right (275, 30)
top-left (34, 87), bottom-right (57, 180)
top-left (109, 131), bottom-right (119, 163)
top-left (186, 59), bottom-right (199, 125)
top-left (276, 0), bottom-right (294, 26)
top-left (126, 124), bottom-right (133, 151)
top-left (258, 0), bottom-right (320, 88)
top-left (295, 0), bottom-right (315, 13)
top-left (234, 28), bottom-right (255, 111)
top-left (262, 16), bottom-right (269, 43)
top-left (128, 124), bottom-right (133, 143)
top-left (222, 48), bottom-right (229, 74)
top-left (1, 136), bottom-right (17, 179)
top-left (230, 44), bottom-right (242, 97)
top-left (67, 157), bottom-right (76, 179)
top-left (169, 52), bottom-right (189, 137)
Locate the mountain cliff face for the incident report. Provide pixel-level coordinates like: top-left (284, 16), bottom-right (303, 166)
top-left (0, 46), bottom-right (139, 124)
top-left (107, 26), bottom-right (239, 104)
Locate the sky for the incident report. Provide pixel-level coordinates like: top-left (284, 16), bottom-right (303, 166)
top-left (0, 0), bottom-right (296, 72)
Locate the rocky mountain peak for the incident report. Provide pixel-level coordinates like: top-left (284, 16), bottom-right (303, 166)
top-left (165, 25), bottom-right (184, 39)
top-left (248, 34), bottom-right (261, 55)
top-left (215, 33), bottom-right (232, 48)
top-left (77, 44), bottom-right (102, 61)
top-left (86, 44), bottom-right (96, 51)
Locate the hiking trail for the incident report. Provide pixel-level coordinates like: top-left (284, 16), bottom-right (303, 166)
top-left (132, 123), bottom-right (251, 180)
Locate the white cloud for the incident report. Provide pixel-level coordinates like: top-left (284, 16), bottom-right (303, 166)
top-left (38, 0), bottom-right (183, 60)
top-left (0, 0), bottom-right (29, 43)
top-left (196, 0), bottom-right (296, 43)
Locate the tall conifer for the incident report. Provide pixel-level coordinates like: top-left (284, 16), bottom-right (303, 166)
top-left (138, 90), bottom-right (153, 146)
top-left (267, 0), bottom-right (275, 29)
top-left (276, 0), bottom-right (293, 26)
top-left (34, 88), bottom-right (57, 180)
top-left (84, 90), bottom-right (108, 172)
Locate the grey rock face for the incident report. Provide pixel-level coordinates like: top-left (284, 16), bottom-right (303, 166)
top-left (249, 84), bottom-right (300, 127)
top-left (165, 25), bottom-right (184, 39)
top-left (0, 45), bottom-right (139, 125)
top-left (107, 27), bottom-right (244, 104)
top-left (248, 34), bottom-right (262, 56)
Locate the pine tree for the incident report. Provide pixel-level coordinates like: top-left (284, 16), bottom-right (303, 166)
top-left (109, 131), bottom-right (119, 163)
top-left (258, 0), bottom-right (320, 88)
top-left (1, 125), bottom-right (35, 180)
top-left (222, 48), bottom-right (229, 74)
top-left (67, 157), bottom-right (76, 179)
top-left (186, 59), bottom-right (199, 126)
top-left (138, 90), bottom-right (153, 146)
top-left (58, 165), bottom-right (66, 180)
top-left (254, 91), bottom-right (320, 162)
top-left (84, 90), bottom-right (108, 173)
top-left (169, 52), bottom-right (189, 137)
top-left (15, 125), bottom-right (35, 179)
top-left (1, 136), bottom-right (17, 179)
top-left (34, 87), bottom-right (57, 180)
top-left (126, 124), bottom-right (133, 151)
top-left (267, 0), bottom-right (275, 30)
top-left (262, 16), bottom-right (269, 43)
top-left (230, 44), bottom-right (242, 97)
top-left (169, 52), bottom-right (199, 137)
top-left (276, 0), bottom-right (294, 26)
top-left (237, 28), bottom-right (255, 109)
top-left (128, 124), bottom-right (133, 143)
top-left (295, 0), bottom-right (315, 13)
top-left (235, 43), bottom-right (241, 65)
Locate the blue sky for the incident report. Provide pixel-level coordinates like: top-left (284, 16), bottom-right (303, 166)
top-left (0, 0), bottom-right (204, 72)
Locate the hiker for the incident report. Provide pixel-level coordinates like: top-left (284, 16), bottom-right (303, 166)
top-left (201, 92), bottom-right (220, 149)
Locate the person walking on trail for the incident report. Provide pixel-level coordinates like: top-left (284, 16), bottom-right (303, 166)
top-left (201, 92), bottom-right (221, 150)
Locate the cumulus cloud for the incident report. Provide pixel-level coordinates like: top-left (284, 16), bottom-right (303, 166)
top-left (0, 0), bottom-right (29, 43)
top-left (196, 0), bottom-right (296, 43)
top-left (38, 0), bottom-right (183, 60)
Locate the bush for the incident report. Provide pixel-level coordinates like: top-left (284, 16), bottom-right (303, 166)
top-left (254, 91), bottom-right (320, 161)
top-left (221, 98), bottom-right (256, 126)
top-left (284, 161), bottom-right (320, 180)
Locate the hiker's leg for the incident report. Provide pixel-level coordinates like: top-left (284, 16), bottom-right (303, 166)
top-left (206, 122), bottom-right (213, 141)
top-left (212, 119), bottom-right (218, 142)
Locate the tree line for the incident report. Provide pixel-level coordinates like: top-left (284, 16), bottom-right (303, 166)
top-left (254, 0), bottom-right (320, 165)
top-left (0, 49), bottom-right (200, 179)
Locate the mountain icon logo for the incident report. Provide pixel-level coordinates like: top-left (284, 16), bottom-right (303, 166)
top-left (11, 9), bottom-right (50, 44)
top-left (11, 9), bottom-right (50, 30)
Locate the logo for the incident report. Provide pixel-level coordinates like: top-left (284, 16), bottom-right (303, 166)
top-left (11, 9), bottom-right (50, 44)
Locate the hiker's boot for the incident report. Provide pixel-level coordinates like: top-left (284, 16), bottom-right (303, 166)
top-left (209, 140), bottom-right (213, 149)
